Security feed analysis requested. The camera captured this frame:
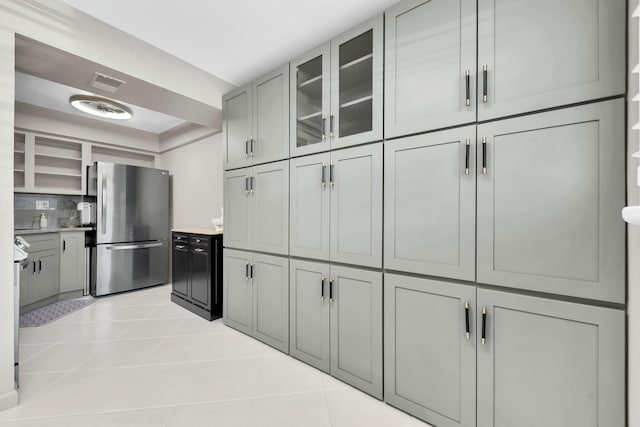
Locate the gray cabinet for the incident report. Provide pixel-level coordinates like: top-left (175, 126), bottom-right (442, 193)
top-left (384, 0), bottom-right (477, 138)
top-left (477, 0), bottom-right (625, 121)
top-left (384, 273), bottom-right (476, 427)
top-left (289, 143), bottom-right (382, 268)
top-left (19, 233), bottom-right (60, 308)
top-left (223, 66), bottom-right (289, 170)
top-left (223, 84), bottom-right (252, 170)
top-left (59, 231), bottom-right (84, 293)
top-left (290, 14), bottom-right (383, 157)
top-left (223, 160), bottom-right (289, 255)
top-left (477, 99), bottom-right (625, 303)
top-left (223, 249), bottom-right (289, 353)
top-left (477, 288), bottom-right (625, 427)
top-left (384, 126), bottom-right (476, 281)
top-left (290, 259), bottom-right (382, 398)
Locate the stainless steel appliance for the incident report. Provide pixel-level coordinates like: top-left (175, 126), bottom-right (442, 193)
top-left (88, 162), bottom-right (169, 296)
top-left (13, 236), bottom-right (29, 387)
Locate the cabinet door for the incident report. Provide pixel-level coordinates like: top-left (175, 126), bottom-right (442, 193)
top-left (330, 143), bottom-right (382, 268)
top-left (223, 249), bottom-right (253, 335)
top-left (290, 42), bottom-right (331, 157)
top-left (477, 100), bottom-right (625, 303)
top-left (253, 161), bottom-right (289, 255)
top-left (385, 0), bottom-right (477, 139)
top-left (385, 126), bottom-right (476, 281)
top-left (252, 253), bottom-right (289, 353)
top-left (20, 260), bottom-right (34, 307)
top-left (289, 259), bottom-right (330, 373)
top-left (32, 249), bottom-right (60, 302)
top-left (289, 153), bottom-right (331, 260)
top-left (223, 168), bottom-right (253, 251)
top-left (330, 14), bottom-right (383, 149)
top-left (223, 84), bottom-right (253, 170)
top-left (252, 65), bottom-right (289, 165)
top-left (190, 243), bottom-right (211, 310)
top-left (477, 0), bottom-right (625, 121)
top-left (59, 231), bottom-right (85, 293)
top-left (330, 265), bottom-right (382, 398)
top-left (172, 241), bottom-right (189, 298)
top-left (385, 274), bottom-right (476, 427)
top-left (477, 289), bottom-right (624, 427)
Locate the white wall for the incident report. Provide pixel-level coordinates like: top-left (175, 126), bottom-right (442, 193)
top-left (628, 1), bottom-right (639, 425)
top-left (159, 133), bottom-right (223, 229)
top-left (0, 0), bottom-right (233, 410)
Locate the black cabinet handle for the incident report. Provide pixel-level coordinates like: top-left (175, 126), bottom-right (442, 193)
top-left (464, 139), bottom-right (470, 175)
top-left (482, 65), bottom-right (488, 103)
top-left (32, 260), bottom-right (36, 274)
top-left (38, 259), bottom-right (42, 273)
top-left (321, 163), bottom-right (327, 187)
top-left (250, 263), bottom-right (254, 280)
top-left (63, 240), bottom-right (66, 252)
top-left (245, 262), bottom-right (249, 279)
top-left (245, 138), bottom-right (249, 157)
top-left (482, 137), bottom-right (487, 175)
top-left (330, 114), bottom-right (335, 138)
top-left (250, 138), bottom-right (254, 156)
top-left (481, 306), bottom-right (487, 345)
top-left (321, 277), bottom-right (326, 301)
top-left (329, 278), bottom-right (334, 303)
top-left (245, 176), bottom-right (250, 194)
top-left (465, 302), bottom-right (470, 339)
top-left (329, 164), bottom-right (335, 187)
top-left (250, 176), bottom-right (255, 193)
top-left (465, 69), bottom-right (470, 106)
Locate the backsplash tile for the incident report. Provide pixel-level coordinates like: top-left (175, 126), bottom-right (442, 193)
top-left (14, 193), bottom-right (95, 230)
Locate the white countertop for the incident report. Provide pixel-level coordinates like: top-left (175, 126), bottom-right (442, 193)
top-left (15, 227), bottom-right (94, 235)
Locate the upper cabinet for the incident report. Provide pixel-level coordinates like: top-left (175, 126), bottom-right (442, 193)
top-left (385, 0), bottom-right (477, 139)
top-left (290, 14), bottom-right (383, 157)
top-left (477, 0), bottom-right (625, 121)
top-left (223, 65), bottom-right (289, 170)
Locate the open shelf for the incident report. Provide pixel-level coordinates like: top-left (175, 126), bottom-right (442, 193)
top-left (35, 152), bottom-right (82, 161)
top-left (34, 171), bottom-right (82, 178)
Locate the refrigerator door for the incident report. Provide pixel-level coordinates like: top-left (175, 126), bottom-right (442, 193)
top-left (94, 162), bottom-right (169, 244)
top-left (92, 240), bottom-right (169, 296)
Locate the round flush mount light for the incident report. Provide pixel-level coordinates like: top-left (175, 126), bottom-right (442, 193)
top-left (69, 95), bottom-right (133, 120)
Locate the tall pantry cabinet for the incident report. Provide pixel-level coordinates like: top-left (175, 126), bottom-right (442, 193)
top-left (222, 0), bottom-right (628, 425)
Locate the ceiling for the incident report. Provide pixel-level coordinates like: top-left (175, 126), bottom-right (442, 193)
top-left (58, 0), bottom-right (399, 86)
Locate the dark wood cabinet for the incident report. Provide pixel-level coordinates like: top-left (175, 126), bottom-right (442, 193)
top-left (171, 230), bottom-right (223, 320)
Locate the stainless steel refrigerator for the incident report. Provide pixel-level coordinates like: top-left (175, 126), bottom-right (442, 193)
top-left (88, 162), bottom-right (169, 296)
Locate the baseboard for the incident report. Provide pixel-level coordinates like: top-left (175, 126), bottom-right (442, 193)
top-left (0, 388), bottom-right (18, 412)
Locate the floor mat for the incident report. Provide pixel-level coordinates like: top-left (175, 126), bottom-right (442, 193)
top-left (20, 297), bottom-right (96, 327)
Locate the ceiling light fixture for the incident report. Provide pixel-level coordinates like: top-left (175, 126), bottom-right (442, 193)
top-left (69, 95), bottom-right (133, 120)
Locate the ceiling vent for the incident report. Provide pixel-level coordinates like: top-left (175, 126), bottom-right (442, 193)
top-left (88, 72), bottom-right (126, 93)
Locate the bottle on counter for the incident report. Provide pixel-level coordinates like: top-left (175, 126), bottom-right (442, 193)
top-left (39, 213), bottom-right (48, 229)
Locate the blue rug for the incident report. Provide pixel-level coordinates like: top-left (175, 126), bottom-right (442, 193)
top-left (20, 297), bottom-right (96, 327)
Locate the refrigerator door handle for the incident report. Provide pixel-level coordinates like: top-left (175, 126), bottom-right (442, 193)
top-left (101, 173), bottom-right (107, 234)
top-left (105, 242), bottom-right (164, 250)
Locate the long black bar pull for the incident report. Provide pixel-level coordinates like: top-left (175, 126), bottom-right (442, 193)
top-left (245, 263), bottom-right (249, 279)
top-left (465, 302), bottom-right (470, 339)
top-left (465, 70), bottom-right (470, 106)
top-left (481, 306), bottom-right (487, 345)
top-left (329, 278), bottom-right (334, 303)
top-left (482, 65), bottom-right (488, 103)
top-left (321, 277), bottom-right (326, 301)
top-left (329, 164), bottom-right (335, 187)
top-left (322, 116), bottom-right (327, 140)
top-left (330, 114), bottom-right (335, 138)
top-left (322, 163), bottom-right (327, 187)
top-left (482, 137), bottom-right (487, 175)
top-left (465, 139), bottom-right (470, 175)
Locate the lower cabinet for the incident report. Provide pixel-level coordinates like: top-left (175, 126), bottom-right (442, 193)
top-left (223, 248), bottom-right (289, 353)
top-left (384, 273), bottom-right (625, 427)
top-left (19, 233), bottom-right (60, 308)
top-left (384, 273), bottom-right (476, 427)
top-left (171, 232), bottom-right (223, 321)
top-left (59, 231), bottom-right (85, 293)
top-left (290, 259), bottom-right (382, 399)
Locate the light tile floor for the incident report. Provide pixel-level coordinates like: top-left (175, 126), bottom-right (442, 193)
top-left (1, 285), bottom-right (431, 426)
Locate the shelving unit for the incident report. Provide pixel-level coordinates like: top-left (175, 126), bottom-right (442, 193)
top-left (33, 137), bottom-right (83, 193)
top-left (296, 54), bottom-right (326, 147)
top-left (14, 133), bottom-right (25, 190)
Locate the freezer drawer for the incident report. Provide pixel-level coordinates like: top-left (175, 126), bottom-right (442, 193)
top-left (91, 240), bottom-right (168, 296)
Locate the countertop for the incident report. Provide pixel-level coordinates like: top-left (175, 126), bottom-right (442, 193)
top-left (171, 228), bottom-right (223, 236)
top-left (15, 227), bottom-right (94, 235)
